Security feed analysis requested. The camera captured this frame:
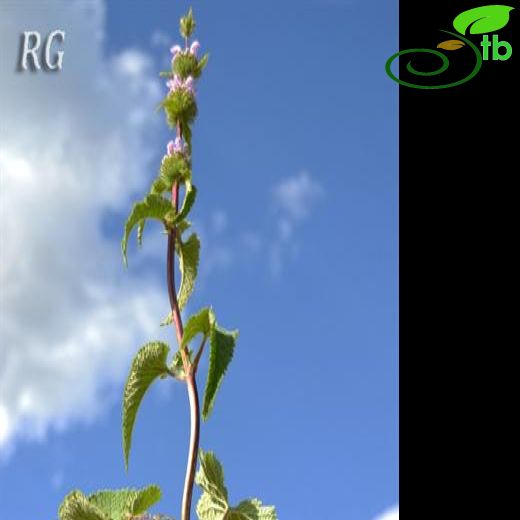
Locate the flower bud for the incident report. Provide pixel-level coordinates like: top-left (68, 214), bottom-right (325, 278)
top-left (173, 136), bottom-right (185, 154)
top-left (167, 140), bottom-right (175, 156)
top-left (184, 76), bottom-right (194, 93)
top-left (189, 41), bottom-right (200, 56)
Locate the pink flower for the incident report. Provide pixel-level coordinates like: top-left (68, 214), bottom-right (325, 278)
top-left (166, 74), bottom-right (195, 95)
top-left (173, 136), bottom-right (185, 154)
top-left (170, 44), bottom-right (182, 56)
top-left (189, 41), bottom-right (200, 56)
top-left (166, 137), bottom-right (185, 156)
top-left (166, 74), bottom-right (182, 91)
top-left (184, 76), bottom-right (194, 92)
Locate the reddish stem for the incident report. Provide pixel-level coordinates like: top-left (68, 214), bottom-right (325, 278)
top-left (166, 128), bottom-right (201, 520)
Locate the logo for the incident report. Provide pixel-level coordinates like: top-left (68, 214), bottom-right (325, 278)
top-left (386, 5), bottom-right (514, 89)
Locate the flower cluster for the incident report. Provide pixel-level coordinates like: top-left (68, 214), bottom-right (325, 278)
top-left (166, 137), bottom-right (186, 156)
top-left (170, 40), bottom-right (200, 61)
top-left (166, 74), bottom-right (195, 95)
top-left (163, 39), bottom-right (203, 158)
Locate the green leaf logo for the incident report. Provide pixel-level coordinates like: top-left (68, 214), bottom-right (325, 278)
top-left (453, 5), bottom-right (514, 35)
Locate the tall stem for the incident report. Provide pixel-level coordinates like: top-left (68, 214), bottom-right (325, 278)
top-left (182, 374), bottom-right (200, 520)
top-left (167, 231), bottom-right (183, 346)
top-left (166, 154), bottom-right (201, 520)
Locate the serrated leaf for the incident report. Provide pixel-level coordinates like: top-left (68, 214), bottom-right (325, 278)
top-left (178, 232), bottom-right (200, 311)
top-left (126, 485), bottom-right (162, 515)
top-left (174, 181), bottom-right (197, 225)
top-left (150, 176), bottom-right (167, 196)
top-left (453, 5), bottom-right (514, 35)
top-left (88, 490), bottom-right (133, 520)
top-left (181, 307), bottom-right (214, 349)
top-left (202, 324), bottom-right (238, 420)
top-left (195, 451), bottom-right (277, 520)
top-left (196, 451), bottom-right (228, 501)
top-left (196, 491), bottom-right (227, 520)
top-left (123, 342), bottom-right (170, 469)
top-left (89, 486), bottom-right (161, 520)
top-left (59, 486), bottom-right (162, 520)
top-left (122, 195), bottom-right (172, 265)
top-left (437, 39), bottom-right (465, 51)
top-left (59, 490), bottom-right (108, 520)
top-left (231, 500), bottom-right (277, 520)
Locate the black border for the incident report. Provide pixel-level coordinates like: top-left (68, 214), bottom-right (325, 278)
top-left (399, 0), bottom-right (518, 505)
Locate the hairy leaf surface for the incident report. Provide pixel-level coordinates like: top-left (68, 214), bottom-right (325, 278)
top-left (122, 195), bottom-right (171, 265)
top-left (123, 342), bottom-right (170, 469)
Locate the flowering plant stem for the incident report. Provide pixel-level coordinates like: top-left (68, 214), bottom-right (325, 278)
top-left (167, 177), bottom-right (200, 520)
top-left (57, 8), bottom-right (277, 520)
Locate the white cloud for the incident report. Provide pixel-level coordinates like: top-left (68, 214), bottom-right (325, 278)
top-left (0, 0), bottom-right (169, 454)
top-left (373, 505), bottom-right (399, 520)
top-left (270, 170), bottom-right (323, 276)
top-left (185, 172), bottom-right (323, 279)
top-left (273, 170), bottom-right (323, 221)
top-left (0, 4), bottom-right (326, 456)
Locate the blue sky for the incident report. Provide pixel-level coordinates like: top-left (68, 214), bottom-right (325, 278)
top-left (0, 1), bottom-right (398, 519)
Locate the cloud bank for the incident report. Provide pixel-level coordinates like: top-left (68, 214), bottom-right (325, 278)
top-left (0, 0), bottom-right (324, 454)
top-left (0, 0), bottom-right (166, 452)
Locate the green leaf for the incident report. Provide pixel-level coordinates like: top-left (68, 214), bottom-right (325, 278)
top-left (88, 490), bottom-right (132, 520)
top-left (126, 485), bottom-right (162, 515)
top-left (89, 486), bottom-right (161, 520)
top-left (181, 307), bottom-right (214, 349)
top-left (202, 324), bottom-right (238, 420)
top-left (177, 218), bottom-right (192, 235)
top-left (59, 486), bottom-right (162, 520)
top-left (196, 450), bottom-right (228, 502)
top-left (453, 5), bottom-right (514, 35)
top-left (59, 490), bottom-right (108, 520)
top-left (150, 176), bottom-right (167, 196)
top-left (197, 53), bottom-right (209, 75)
top-left (122, 342), bottom-right (170, 469)
top-left (231, 500), bottom-right (277, 520)
top-left (196, 491), bottom-right (227, 520)
top-left (195, 451), bottom-right (278, 520)
top-left (174, 181), bottom-right (197, 225)
top-left (122, 194), bottom-right (172, 265)
top-left (178, 232), bottom-right (201, 311)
